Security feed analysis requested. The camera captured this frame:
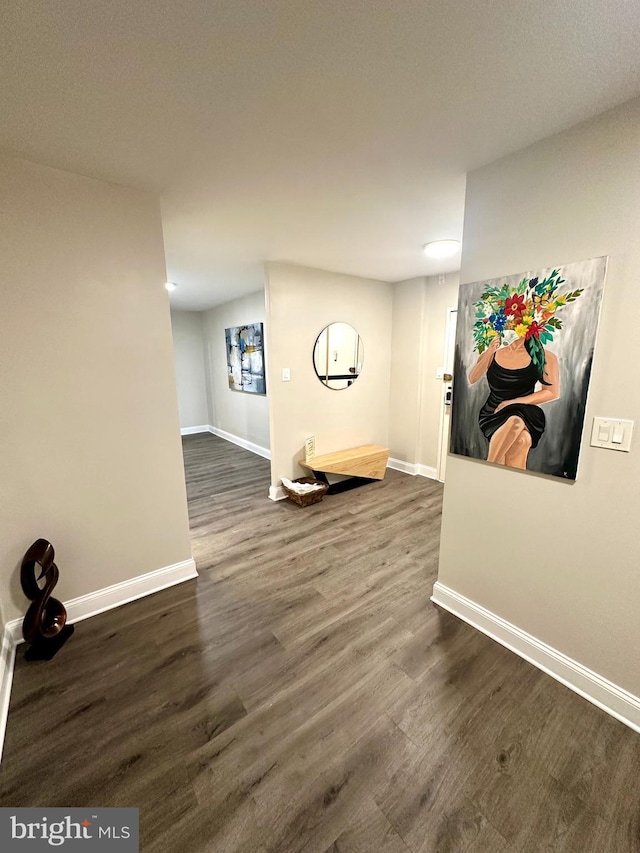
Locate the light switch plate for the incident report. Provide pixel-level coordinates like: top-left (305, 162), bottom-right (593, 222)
top-left (282, 367), bottom-right (291, 381)
top-left (590, 417), bottom-right (633, 452)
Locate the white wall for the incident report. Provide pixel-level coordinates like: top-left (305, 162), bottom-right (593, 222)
top-left (438, 97), bottom-right (640, 696)
top-left (389, 278), bottom-right (426, 467)
top-left (0, 154), bottom-right (193, 622)
top-left (170, 310), bottom-right (210, 429)
top-left (202, 290), bottom-right (269, 451)
top-left (389, 273), bottom-right (460, 472)
top-left (265, 262), bottom-right (393, 485)
top-left (419, 272), bottom-right (460, 470)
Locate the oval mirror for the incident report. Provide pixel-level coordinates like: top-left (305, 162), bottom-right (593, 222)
top-left (313, 322), bottom-right (364, 390)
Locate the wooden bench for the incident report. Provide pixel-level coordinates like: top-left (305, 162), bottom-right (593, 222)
top-left (298, 444), bottom-right (389, 493)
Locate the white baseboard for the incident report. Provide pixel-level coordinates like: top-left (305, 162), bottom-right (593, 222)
top-left (431, 581), bottom-right (640, 734)
top-left (388, 458), bottom-right (438, 480)
top-left (0, 625), bottom-right (17, 763)
top-left (7, 557), bottom-right (198, 642)
top-left (65, 558), bottom-right (198, 627)
top-left (417, 463), bottom-right (439, 480)
top-left (0, 557), bottom-right (198, 762)
top-left (180, 425), bottom-right (212, 436)
top-left (208, 426), bottom-right (271, 460)
top-left (269, 484), bottom-right (287, 501)
top-left (6, 620), bottom-right (21, 646)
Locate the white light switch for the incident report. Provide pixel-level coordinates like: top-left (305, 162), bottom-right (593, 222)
top-left (435, 367), bottom-right (444, 380)
top-left (591, 417), bottom-right (633, 452)
top-left (282, 367), bottom-right (291, 382)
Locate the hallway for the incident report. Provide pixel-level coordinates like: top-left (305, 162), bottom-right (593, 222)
top-left (1, 434), bottom-right (638, 851)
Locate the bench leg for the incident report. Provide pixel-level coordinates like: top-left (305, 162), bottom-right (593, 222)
top-left (309, 470), bottom-right (376, 495)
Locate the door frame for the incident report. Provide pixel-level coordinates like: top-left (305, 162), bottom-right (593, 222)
top-left (436, 306), bottom-right (458, 482)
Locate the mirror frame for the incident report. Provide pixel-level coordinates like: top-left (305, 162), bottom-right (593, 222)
top-left (312, 322), bottom-right (364, 390)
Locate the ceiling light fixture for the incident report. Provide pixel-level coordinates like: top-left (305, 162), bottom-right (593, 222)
top-left (165, 281), bottom-right (177, 292)
top-left (422, 239), bottom-right (461, 258)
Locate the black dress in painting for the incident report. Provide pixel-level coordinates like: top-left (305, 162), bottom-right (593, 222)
top-left (479, 355), bottom-right (546, 448)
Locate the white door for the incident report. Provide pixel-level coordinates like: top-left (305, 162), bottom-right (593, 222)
top-left (437, 308), bottom-right (457, 481)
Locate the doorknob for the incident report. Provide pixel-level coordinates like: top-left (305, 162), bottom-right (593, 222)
top-left (443, 373), bottom-right (453, 382)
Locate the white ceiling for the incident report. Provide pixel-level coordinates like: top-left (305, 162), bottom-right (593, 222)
top-left (2, 1), bottom-right (639, 310)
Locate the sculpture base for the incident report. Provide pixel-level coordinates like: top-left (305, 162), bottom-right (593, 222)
top-left (24, 625), bottom-right (75, 661)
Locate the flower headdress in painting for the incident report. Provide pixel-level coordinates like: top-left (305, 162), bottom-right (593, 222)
top-left (472, 270), bottom-right (583, 376)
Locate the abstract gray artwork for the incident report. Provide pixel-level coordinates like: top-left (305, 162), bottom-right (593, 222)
top-left (225, 323), bottom-right (266, 395)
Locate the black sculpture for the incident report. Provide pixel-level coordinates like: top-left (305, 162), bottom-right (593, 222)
top-left (21, 538), bottom-right (74, 660)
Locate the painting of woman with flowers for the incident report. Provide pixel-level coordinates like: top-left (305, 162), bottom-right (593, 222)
top-left (450, 257), bottom-right (607, 480)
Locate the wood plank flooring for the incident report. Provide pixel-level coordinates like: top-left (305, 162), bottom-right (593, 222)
top-left (1, 432), bottom-right (639, 851)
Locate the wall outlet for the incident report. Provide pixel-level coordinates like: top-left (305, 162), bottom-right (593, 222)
top-left (304, 436), bottom-right (316, 462)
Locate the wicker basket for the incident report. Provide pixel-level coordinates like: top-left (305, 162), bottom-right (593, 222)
top-left (281, 477), bottom-right (329, 507)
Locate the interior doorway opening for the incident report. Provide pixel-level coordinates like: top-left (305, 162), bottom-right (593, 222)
top-left (436, 307), bottom-right (457, 482)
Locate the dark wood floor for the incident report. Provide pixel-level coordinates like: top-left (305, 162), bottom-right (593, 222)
top-left (1, 433), bottom-right (639, 851)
